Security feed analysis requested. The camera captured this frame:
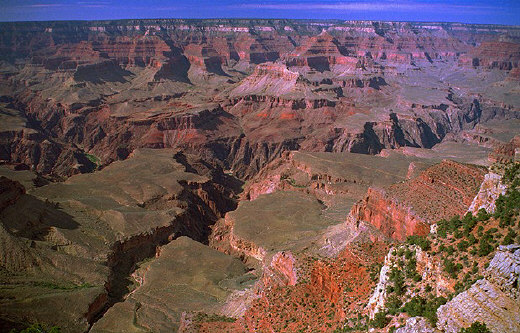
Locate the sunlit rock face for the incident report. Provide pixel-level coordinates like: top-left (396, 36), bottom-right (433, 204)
top-left (437, 245), bottom-right (520, 333)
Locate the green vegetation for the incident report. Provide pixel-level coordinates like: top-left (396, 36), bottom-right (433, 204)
top-left (386, 266), bottom-right (405, 296)
top-left (443, 258), bottom-right (463, 278)
top-left (495, 163), bottom-right (520, 227)
top-left (85, 153), bottom-right (100, 164)
top-left (477, 238), bottom-right (494, 257)
top-left (502, 228), bottom-right (518, 245)
top-left (385, 295), bottom-right (403, 315)
top-left (359, 162), bottom-right (520, 333)
top-left (402, 295), bottom-right (447, 325)
top-left (459, 322), bottom-right (492, 333)
top-left (9, 324), bottom-right (60, 333)
top-left (406, 235), bottom-right (431, 251)
top-left (369, 262), bottom-right (383, 283)
top-left (370, 311), bottom-right (390, 328)
top-left (287, 178), bottom-right (307, 188)
top-left (503, 162), bottom-right (520, 185)
top-left (334, 314), bottom-right (368, 332)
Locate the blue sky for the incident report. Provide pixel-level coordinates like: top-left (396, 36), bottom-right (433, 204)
top-left (1, 0), bottom-right (519, 25)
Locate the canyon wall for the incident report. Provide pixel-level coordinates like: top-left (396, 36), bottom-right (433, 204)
top-left (0, 20), bottom-right (519, 179)
top-left (350, 160), bottom-right (486, 241)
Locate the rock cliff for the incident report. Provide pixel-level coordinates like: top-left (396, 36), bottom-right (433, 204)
top-left (437, 245), bottom-right (520, 333)
top-left (1, 19), bottom-right (519, 179)
top-left (350, 160), bottom-right (486, 241)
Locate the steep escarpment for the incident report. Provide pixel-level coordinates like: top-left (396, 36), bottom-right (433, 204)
top-left (489, 135), bottom-right (520, 164)
top-left (350, 160), bottom-right (486, 241)
top-left (242, 150), bottom-right (424, 222)
top-left (362, 161), bottom-right (520, 333)
top-left (284, 30), bottom-right (359, 72)
top-left (91, 236), bottom-right (255, 333)
top-left (0, 177), bottom-right (40, 273)
top-left (459, 41), bottom-right (520, 70)
top-left (0, 102), bottom-right (95, 177)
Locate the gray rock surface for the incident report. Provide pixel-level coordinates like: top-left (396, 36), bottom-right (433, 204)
top-left (468, 172), bottom-right (506, 215)
top-left (436, 244), bottom-right (520, 333)
top-left (396, 317), bottom-right (439, 333)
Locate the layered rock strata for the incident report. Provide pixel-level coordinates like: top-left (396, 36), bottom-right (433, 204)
top-left (350, 160), bottom-right (486, 241)
top-left (436, 245), bottom-right (520, 333)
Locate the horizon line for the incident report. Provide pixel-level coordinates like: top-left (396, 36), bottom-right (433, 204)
top-left (0, 17), bottom-right (519, 27)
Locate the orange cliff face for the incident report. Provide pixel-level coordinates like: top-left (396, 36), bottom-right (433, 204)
top-left (350, 187), bottom-right (430, 241)
top-left (285, 31), bottom-right (359, 71)
top-left (350, 160), bottom-right (486, 241)
top-left (263, 251), bottom-right (298, 287)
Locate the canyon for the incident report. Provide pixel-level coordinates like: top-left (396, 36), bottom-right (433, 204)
top-left (0, 19), bottom-right (519, 332)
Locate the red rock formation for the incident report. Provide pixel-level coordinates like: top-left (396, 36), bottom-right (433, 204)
top-left (310, 261), bottom-right (344, 306)
top-left (263, 251), bottom-right (298, 287)
top-left (0, 123), bottom-right (95, 177)
top-left (184, 43), bottom-right (225, 73)
top-left (209, 214), bottom-right (266, 262)
top-left (351, 160), bottom-right (486, 241)
top-left (285, 31), bottom-right (359, 71)
top-left (460, 41), bottom-right (520, 70)
top-left (91, 35), bottom-right (171, 67)
top-left (217, 243), bottom-right (387, 333)
top-left (489, 135), bottom-right (520, 163)
top-left (351, 187), bottom-right (430, 241)
top-left (508, 67), bottom-right (520, 81)
top-left (0, 19), bottom-right (518, 180)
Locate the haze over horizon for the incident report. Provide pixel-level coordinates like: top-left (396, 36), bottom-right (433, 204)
top-left (1, 0), bottom-right (519, 25)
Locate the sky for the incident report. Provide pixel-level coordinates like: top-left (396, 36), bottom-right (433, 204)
top-left (0, 0), bottom-right (519, 25)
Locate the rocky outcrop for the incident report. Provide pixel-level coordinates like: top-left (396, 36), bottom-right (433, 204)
top-left (91, 236), bottom-right (253, 333)
top-left (396, 317), bottom-right (438, 333)
top-left (0, 103), bottom-right (95, 177)
top-left (1, 20), bottom-right (519, 179)
top-left (1, 18), bottom-right (520, 332)
top-left (436, 245), bottom-right (520, 333)
top-left (0, 149), bottom-right (240, 331)
top-left (0, 176), bottom-right (25, 211)
top-left (285, 31), bottom-right (358, 72)
top-left (0, 128), bottom-right (95, 177)
top-left (0, 223), bottom-right (40, 273)
top-left (184, 43), bottom-right (226, 74)
top-left (460, 41), bottom-right (520, 70)
top-left (489, 135), bottom-right (520, 164)
top-left (367, 243), bottom-right (450, 319)
top-left (310, 261), bottom-right (344, 306)
top-left (351, 160), bottom-right (486, 241)
top-left (263, 251), bottom-right (298, 287)
top-left (366, 247), bottom-right (395, 318)
top-left (209, 214), bottom-right (267, 263)
top-left (485, 244), bottom-right (520, 301)
top-left (468, 172), bottom-right (507, 215)
top-left (350, 187), bottom-right (430, 241)
top-left (229, 63), bottom-right (300, 97)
